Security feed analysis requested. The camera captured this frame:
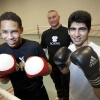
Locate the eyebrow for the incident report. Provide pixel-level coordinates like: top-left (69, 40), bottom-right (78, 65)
top-left (70, 27), bottom-right (87, 29)
top-left (70, 27), bottom-right (87, 28)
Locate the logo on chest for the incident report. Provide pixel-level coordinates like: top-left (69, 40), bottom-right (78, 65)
top-left (50, 36), bottom-right (60, 45)
top-left (16, 56), bottom-right (25, 71)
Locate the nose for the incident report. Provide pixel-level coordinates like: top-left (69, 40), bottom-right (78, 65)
top-left (49, 17), bottom-right (55, 21)
top-left (49, 18), bottom-right (53, 22)
top-left (74, 29), bottom-right (80, 37)
top-left (7, 33), bottom-right (13, 39)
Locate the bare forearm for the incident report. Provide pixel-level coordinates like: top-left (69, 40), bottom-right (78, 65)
top-left (47, 63), bottom-right (52, 74)
top-left (60, 67), bottom-right (69, 74)
top-left (93, 88), bottom-right (100, 100)
top-left (0, 76), bottom-right (9, 84)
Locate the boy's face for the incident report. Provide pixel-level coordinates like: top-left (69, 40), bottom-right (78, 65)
top-left (0, 20), bottom-right (23, 48)
top-left (68, 22), bottom-right (90, 47)
top-left (47, 11), bottom-right (60, 29)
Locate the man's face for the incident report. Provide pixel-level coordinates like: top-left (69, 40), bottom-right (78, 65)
top-left (68, 22), bottom-right (90, 47)
top-left (0, 20), bottom-right (23, 48)
top-left (47, 11), bottom-right (60, 29)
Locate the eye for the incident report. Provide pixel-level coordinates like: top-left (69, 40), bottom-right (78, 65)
top-left (52, 16), bottom-right (56, 19)
top-left (1, 31), bottom-right (8, 34)
top-left (11, 30), bottom-right (18, 34)
top-left (79, 27), bottom-right (87, 32)
top-left (69, 28), bottom-right (76, 31)
top-left (48, 17), bottom-right (51, 20)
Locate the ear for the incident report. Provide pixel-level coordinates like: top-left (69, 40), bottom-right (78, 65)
top-left (21, 27), bottom-right (23, 32)
top-left (88, 28), bottom-right (92, 35)
top-left (68, 29), bottom-right (70, 35)
top-left (59, 15), bottom-right (60, 19)
top-left (20, 27), bottom-right (23, 35)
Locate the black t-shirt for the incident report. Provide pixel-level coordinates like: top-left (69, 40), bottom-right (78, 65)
top-left (0, 38), bottom-right (47, 95)
top-left (41, 25), bottom-right (71, 63)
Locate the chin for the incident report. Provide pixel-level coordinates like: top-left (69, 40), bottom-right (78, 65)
top-left (74, 42), bottom-right (82, 46)
top-left (75, 43), bottom-right (83, 47)
top-left (8, 44), bottom-right (16, 48)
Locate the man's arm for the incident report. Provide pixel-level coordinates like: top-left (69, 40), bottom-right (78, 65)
top-left (93, 58), bottom-right (100, 100)
top-left (93, 88), bottom-right (100, 100)
top-left (70, 46), bottom-right (100, 100)
top-left (47, 62), bottom-right (52, 74)
top-left (53, 47), bottom-right (71, 74)
top-left (0, 75), bottom-right (9, 84)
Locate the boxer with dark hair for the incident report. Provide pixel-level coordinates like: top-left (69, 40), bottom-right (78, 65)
top-left (54, 10), bottom-right (100, 100)
top-left (0, 12), bottom-right (52, 100)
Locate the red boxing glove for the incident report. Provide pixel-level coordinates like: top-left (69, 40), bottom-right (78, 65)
top-left (0, 54), bottom-right (16, 75)
top-left (25, 56), bottom-right (49, 78)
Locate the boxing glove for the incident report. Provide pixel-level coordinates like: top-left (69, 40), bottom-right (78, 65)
top-left (53, 47), bottom-right (71, 70)
top-left (70, 46), bottom-right (100, 88)
top-left (0, 54), bottom-right (16, 75)
top-left (24, 56), bottom-right (50, 78)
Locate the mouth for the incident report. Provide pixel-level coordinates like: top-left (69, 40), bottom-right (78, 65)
top-left (51, 22), bottom-right (56, 25)
top-left (73, 38), bottom-right (81, 42)
top-left (7, 40), bottom-right (16, 45)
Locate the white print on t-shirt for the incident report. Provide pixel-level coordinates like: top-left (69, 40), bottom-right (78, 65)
top-left (16, 56), bottom-right (25, 71)
top-left (19, 56), bottom-right (25, 64)
top-left (52, 36), bottom-right (58, 42)
top-left (50, 36), bottom-right (60, 45)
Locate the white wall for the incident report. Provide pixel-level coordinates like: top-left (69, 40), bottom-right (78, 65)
top-left (0, 0), bottom-right (100, 35)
